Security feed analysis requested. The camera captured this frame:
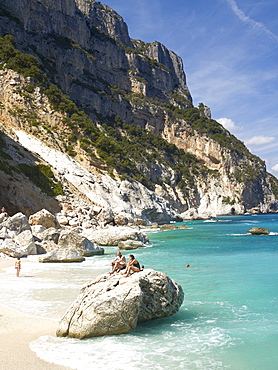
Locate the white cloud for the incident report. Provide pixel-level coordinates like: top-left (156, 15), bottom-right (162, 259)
top-left (216, 117), bottom-right (241, 132)
top-left (245, 136), bottom-right (276, 146)
top-left (225, 0), bottom-right (278, 43)
top-left (271, 164), bottom-right (278, 172)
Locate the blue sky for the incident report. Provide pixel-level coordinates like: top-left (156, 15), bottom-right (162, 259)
top-left (102, 0), bottom-right (278, 176)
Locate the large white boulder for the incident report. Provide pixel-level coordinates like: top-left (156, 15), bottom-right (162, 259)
top-left (56, 269), bottom-right (184, 339)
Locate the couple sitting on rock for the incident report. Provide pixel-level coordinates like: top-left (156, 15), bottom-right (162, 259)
top-left (109, 251), bottom-right (141, 277)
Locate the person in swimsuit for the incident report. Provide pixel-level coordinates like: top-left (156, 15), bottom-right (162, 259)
top-left (109, 251), bottom-right (126, 274)
top-left (15, 257), bottom-right (21, 277)
top-left (122, 254), bottom-right (140, 277)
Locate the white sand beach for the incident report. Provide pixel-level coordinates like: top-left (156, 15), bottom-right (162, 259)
top-left (0, 258), bottom-right (70, 370)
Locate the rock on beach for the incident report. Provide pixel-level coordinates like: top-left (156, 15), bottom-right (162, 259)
top-left (56, 269), bottom-right (184, 339)
top-left (38, 248), bottom-right (85, 263)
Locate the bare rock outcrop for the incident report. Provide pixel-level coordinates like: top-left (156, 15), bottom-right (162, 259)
top-left (56, 269), bottom-right (184, 338)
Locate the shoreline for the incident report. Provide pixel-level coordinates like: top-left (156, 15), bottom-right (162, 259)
top-left (0, 257), bottom-right (70, 370)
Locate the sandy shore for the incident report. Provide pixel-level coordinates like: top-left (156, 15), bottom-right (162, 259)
top-left (0, 258), bottom-right (70, 370)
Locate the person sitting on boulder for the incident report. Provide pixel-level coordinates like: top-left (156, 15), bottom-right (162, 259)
top-left (122, 254), bottom-right (141, 277)
top-left (109, 251), bottom-right (126, 274)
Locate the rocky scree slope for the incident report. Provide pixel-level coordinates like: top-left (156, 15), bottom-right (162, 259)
top-left (0, 0), bottom-right (277, 221)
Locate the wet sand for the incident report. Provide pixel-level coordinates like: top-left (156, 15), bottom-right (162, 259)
top-left (0, 258), bottom-right (70, 370)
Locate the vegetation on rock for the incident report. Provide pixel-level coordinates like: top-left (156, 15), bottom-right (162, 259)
top-left (18, 163), bottom-right (64, 196)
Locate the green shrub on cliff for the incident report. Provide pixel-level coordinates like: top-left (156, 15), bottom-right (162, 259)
top-left (18, 163), bottom-right (64, 196)
top-left (0, 35), bottom-right (45, 83)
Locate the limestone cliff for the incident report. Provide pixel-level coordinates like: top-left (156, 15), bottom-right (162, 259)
top-left (0, 0), bottom-right (277, 221)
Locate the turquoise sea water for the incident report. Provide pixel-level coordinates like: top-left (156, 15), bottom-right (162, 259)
top-left (1, 214), bottom-right (278, 369)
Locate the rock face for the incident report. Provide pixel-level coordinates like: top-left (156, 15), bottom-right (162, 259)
top-left (248, 227), bottom-right (270, 235)
top-left (56, 269), bottom-right (184, 338)
top-left (0, 0), bottom-right (277, 222)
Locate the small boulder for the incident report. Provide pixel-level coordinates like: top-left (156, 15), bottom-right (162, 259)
top-left (1, 212), bottom-right (31, 237)
top-left (160, 224), bottom-right (188, 231)
top-left (39, 240), bottom-right (59, 253)
top-left (134, 218), bottom-right (147, 227)
top-left (118, 240), bottom-right (147, 250)
top-left (248, 227), bottom-right (270, 235)
top-left (39, 248), bottom-right (85, 263)
top-left (0, 226), bottom-right (9, 239)
top-left (160, 224), bottom-right (177, 231)
top-left (29, 209), bottom-right (60, 229)
top-left (31, 225), bottom-right (47, 237)
top-left (0, 239), bottom-right (24, 258)
top-left (56, 215), bottom-right (69, 226)
top-left (114, 213), bottom-right (129, 226)
top-left (40, 227), bottom-right (61, 244)
top-left (97, 208), bottom-right (114, 225)
top-left (0, 213), bottom-right (7, 224)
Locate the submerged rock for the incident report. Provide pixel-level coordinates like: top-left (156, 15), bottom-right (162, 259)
top-left (248, 227), bottom-right (270, 235)
top-left (160, 224), bottom-right (188, 231)
top-left (56, 269), bottom-right (184, 339)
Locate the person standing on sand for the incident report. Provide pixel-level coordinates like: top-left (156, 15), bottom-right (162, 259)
top-left (15, 257), bottom-right (21, 277)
